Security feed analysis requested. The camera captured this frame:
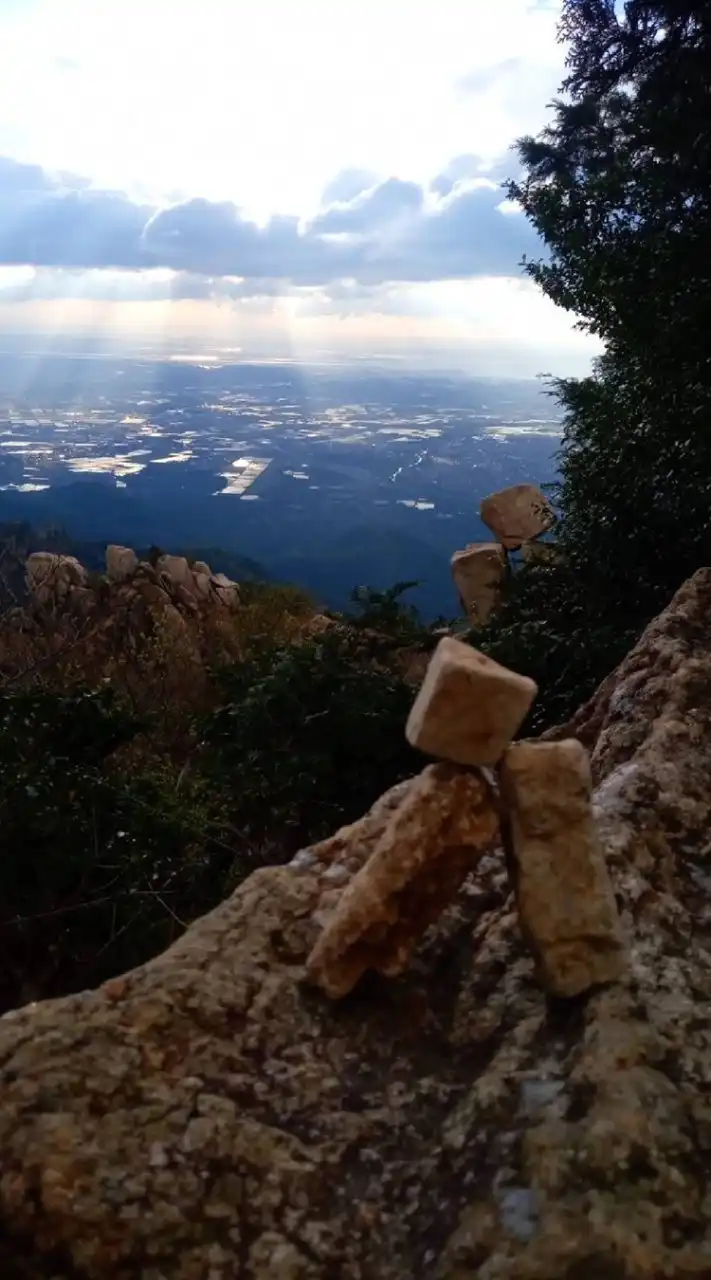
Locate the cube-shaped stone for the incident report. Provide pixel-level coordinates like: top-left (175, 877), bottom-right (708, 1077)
top-left (405, 637), bottom-right (537, 766)
top-left (480, 483), bottom-right (555, 550)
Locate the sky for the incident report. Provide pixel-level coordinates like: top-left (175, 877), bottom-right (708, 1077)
top-left (0, 0), bottom-right (600, 375)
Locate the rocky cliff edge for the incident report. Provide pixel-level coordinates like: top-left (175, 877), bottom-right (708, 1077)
top-left (2, 570), bottom-right (711, 1278)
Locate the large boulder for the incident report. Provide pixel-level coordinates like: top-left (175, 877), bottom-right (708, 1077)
top-left (450, 541), bottom-right (507, 623)
top-left (106, 545), bottom-right (138, 582)
top-left (480, 483), bottom-right (555, 550)
top-left (3, 571), bottom-right (711, 1276)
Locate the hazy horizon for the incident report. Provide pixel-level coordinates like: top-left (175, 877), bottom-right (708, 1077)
top-left (0, 0), bottom-right (600, 380)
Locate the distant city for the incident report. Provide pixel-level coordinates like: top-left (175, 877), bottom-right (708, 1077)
top-left (0, 346), bottom-right (562, 618)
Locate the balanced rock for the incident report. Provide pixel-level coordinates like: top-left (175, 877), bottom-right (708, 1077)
top-left (306, 762), bottom-right (498, 997)
top-left (481, 483), bottom-right (555, 550)
top-left (500, 738), bottom-right (626, 996)
top-left (406, 636), bottom-right (537, 766)
top-left (451, 542), bottom-right (506, 624)
top-left (106, 545), bottom-right (138, 582)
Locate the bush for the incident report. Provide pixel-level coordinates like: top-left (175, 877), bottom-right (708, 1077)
top-left (202, 627), bottom-right (419, 853)
top-left (0, 686), bottom-right (229, 1012)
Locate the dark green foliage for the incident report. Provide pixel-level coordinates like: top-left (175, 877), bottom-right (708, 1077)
top-left (0, 687), bottom-right (223, 1012)
top-left (482, 1), bottom-right (711, 726)
top-left (202, 628), bottom-right (419, 853)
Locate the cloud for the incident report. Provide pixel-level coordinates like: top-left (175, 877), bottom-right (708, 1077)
top-left (0, 154), bottom-right (541, 290)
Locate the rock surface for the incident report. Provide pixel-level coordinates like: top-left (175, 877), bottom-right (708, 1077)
top-left (480, 483), bottom-right (555, 550)
top-left (499, 739), bottom-right (626, 997)
top-left (406, 636), bottom-right (538, 766)
top-left (3, 570), bottom-right (711, 1276)
top-left (450, 542), bottom-right (507, 624)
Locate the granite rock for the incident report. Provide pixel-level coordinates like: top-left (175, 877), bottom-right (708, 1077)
top-left (3, 572), bottom-right (711, 1276)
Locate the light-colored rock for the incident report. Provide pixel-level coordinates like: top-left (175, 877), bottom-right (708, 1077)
top-left (451, 541), bottom-right (507, 624)
top-left (306, 763), bottom-right (498, 997)
top-left (191, 560), bottom-right (211, 577)
top-left (26, 552), bottom-right (87, 601)
top-left (106, 544), bottom-right (138, 582)
top-left (5, 572), bottom-right (711, 1276)
top-left (191, 571), bottom-right (213, 599)
top-left (155, 554), bottom-right (192, 589)
top-left (481, 482), bottom-right (555, 549)
top-left (406, 636), bottom-right (537, 766)
top-left (302, 613), bottom-right (334, 636)
top-left (499, 738), bottom-right (626, 996)
top-left (210, 572), bottom-right (241, 610)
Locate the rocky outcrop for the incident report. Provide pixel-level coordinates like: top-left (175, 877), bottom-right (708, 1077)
top-left (480, 483), bottom-right (555, 550)
top-left (25, 545), bottom-right (242, 622)
top-left (450, 542), bottom-right (507, 624)
top-left (3, 571), bottom-right (711, 1276)
top-left (25, 551), bottom-right (88, 603)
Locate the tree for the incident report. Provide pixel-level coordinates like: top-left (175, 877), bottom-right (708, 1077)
top-left (486, 1), bottom-right (711, 725)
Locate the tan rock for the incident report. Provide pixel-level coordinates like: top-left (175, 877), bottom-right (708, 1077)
top-left (192, 560), bottom-right (211, 577)
top-left (306, 763), bottom-right (498, 997)
top-left (499, 738), bottom-right (626, 997)
top-left (211, 572), bottom-right (241, 610)
top-left (105, 545), bottom-right (138, 582)
top-left (480, 483), bottom-right (555, 549)
top-left (191, 571), bottom-right (213, 599)
top-left (155, 554), bottom-right (192, 589)
top-left (451, 542), bottom-right (506, 624)
top-left (26, 552), bottom-right (87, 601)
top-left (406, 636), bottom-right (537, 766)
top-left (302, 613), bottom-right (334, 636)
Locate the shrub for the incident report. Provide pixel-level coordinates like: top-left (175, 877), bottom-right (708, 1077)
top-left (0, 686), bottom-right (228, 1012)
top-left (201, 627), bottom-right (419, 854)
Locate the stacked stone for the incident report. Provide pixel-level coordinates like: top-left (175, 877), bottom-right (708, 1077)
top-left (450, 482), bottom-right (556, 625)
top-left (307, 637), bottom-right (625, 1000)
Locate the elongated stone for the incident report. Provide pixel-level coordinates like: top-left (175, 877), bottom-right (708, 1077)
top-left (451, 542), bottom-right (506, 624)
top-left (306, 763), bottom-right (499, 997)
top-left (499, 739), bottom-right (626, 997)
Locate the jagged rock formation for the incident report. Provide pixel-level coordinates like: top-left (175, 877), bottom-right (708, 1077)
top-left (2, 571), bottom-right (711, 1276)
top-left (26, 546), bottom-right (242, 617)
top-left (451, 483), bottom-right (557, 624)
